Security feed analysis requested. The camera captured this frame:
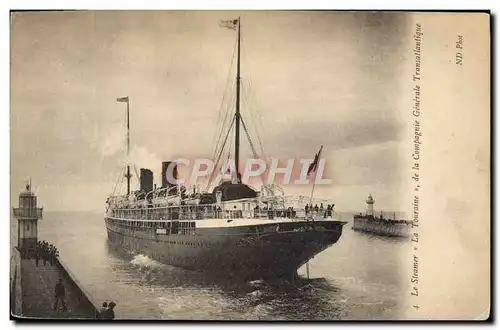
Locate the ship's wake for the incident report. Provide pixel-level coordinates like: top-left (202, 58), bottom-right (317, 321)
top-left (239, 277), bottom-right (345, 320)
top-left (109, 244), bottom-right (343, 303)
top-left (130, 254), bottom-right (166, 270)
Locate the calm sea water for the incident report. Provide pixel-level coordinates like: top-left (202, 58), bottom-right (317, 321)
top-left (19, 211), bottom-right (410, 320)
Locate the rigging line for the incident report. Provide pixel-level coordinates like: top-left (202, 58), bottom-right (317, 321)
top-left (217, 84), bottom-right (236, 154)
top-left (212, 86), bottom-right (237, 161)
top-left (240, 117), bottom-right (259, 158)
top-left (112, 166), bottom-right (125, 196)
top-left (243, 78), bottom-right (256, 127)
top-left (207, 116), bottom-right (235, 190)
top-left (240, 84), bottom-right (258, 158)
top-left (211, 85), bottom-right (234, 161)
top-left (227, 115), bottom-right (234, 160)
top-left (133, 165), bottom-right (140, 189)
top-left (211, 38), bottom-right (237, 155)
top-left (117, 165), bottom-right (126, 196)
top-left (206, 116), bottom-right (236, 190)
top-left (245, 78), bottom-right (266, 156)
top-left (211, 87), bottom-right (232, 160)
top-left (210, 37), bottom-right (238, 160)
top-left (242, 80), bottom-right (266, 157)
top-left (244, 78), bottom-right (265, 143)
top-left (212, 81), bottom-right (236, 160)
top-left (240, 30), bottom-right (264, 136)
top-left (241, 81), bottom-right (260, 145)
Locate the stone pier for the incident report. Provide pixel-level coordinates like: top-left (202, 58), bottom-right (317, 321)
top-left (11, 248), bottom-right (101, 320)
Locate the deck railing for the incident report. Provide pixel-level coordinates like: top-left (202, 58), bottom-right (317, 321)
top-left (107, 205), bottom-right (338, 222)
top-left (12, 208), bottom-right (43, 219)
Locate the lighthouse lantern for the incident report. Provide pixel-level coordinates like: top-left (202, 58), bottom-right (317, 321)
top-left (366, 194), bottom-right (375, 217)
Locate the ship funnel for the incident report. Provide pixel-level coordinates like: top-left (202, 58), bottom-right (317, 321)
top-left (140, 168), bottom-right (154, 193)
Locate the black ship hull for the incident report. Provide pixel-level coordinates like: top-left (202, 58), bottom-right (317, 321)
top-left (105, 218), bottom-right (345, 280)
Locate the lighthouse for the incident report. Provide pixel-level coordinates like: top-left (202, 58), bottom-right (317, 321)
top-left (366, 194), bottom-right (375, 216)
top-left (13, 180), bottom-right (43, 258)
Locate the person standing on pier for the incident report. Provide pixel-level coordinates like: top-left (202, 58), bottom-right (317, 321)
top-left (100, 302), bottom-right (108, 318)
top-left (53, 278), bottom-right (67, 311)
top-left (49, 245), bottom-right (55, 265)
top-left (35, 242), bottom-right (40, 266)
top-left (42, 248), bottom-right (47, 266)
top-left (41, 241), bottom-right (48, 266)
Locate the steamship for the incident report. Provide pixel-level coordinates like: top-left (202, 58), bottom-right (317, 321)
top-left (104, 18), bottom-right (347, 280)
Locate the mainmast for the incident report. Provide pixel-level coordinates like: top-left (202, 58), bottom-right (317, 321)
top-left (234, 17), bottom-right (241, 183)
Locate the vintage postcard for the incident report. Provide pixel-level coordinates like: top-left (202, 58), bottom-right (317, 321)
top-left (9, 10), bottom-right (490, 320)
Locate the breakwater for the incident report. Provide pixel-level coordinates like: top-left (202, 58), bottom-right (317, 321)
top-left (352, 217), bottom-right (411, 237)
top-left (11, 247), bottom-right (102, 319)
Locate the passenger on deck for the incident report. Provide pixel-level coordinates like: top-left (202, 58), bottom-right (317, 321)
top-left (253, 205), bottom-right (259, 218)
top-left (314, 204), bottom-right (319, 212)
top-left (305, 204), bottom-right (309, 215)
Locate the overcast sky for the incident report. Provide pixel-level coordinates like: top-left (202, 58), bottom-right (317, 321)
top-left (11, 11), bottom-right (409, 212)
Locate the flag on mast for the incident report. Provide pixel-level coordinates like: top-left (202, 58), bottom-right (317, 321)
top-left (219, 19), bottom-right (238, 30)
top-left (117, 96), bottom-right (129, 103)
top-left (307, 145), bottom-right (323, 177)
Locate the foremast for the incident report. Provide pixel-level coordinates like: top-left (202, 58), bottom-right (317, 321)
top-left (117, 96), bottom-right (132, 195)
